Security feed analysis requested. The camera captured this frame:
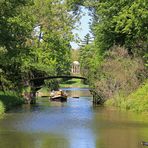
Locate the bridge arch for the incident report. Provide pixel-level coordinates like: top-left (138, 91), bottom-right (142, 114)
top-left (24, 75), bottom-right (87, 104)
top-left (30, 75), bottom-right (87, 89)
top-left (24, 76), bottom-right (100, 105)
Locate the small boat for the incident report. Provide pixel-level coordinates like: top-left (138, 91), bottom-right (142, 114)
top-left (72, 96), bottom-right (79, 98)
top-left (141, 141), bottom-right (148, 146)
top-left (50, 90), bottom-right (67, 102)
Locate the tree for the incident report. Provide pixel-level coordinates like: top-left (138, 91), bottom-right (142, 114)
top-left (79, 0), bottom-right (148, 104)
top-left (80, 33), bottom-right (93, 47)
top-left (0, 0), bottom-right (79, 92)
top-left (0, 0), bottom-right (34, 91)
top-left (90, 0), bottom-right (148, 57)
top-left (32, 0), bottom-right (75, 75)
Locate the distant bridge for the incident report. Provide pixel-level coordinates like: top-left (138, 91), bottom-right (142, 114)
top-left (26, 75), bottom-right (86, 103)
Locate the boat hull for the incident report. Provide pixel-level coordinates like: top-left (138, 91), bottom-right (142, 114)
top-left (50, 96), bottom-right (67, 102)
top-left (50, 90), bottom-right (67, 102)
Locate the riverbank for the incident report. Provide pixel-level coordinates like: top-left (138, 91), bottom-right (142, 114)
top-left (0, 91), bottom-right (23, 118)
top-left (80, 45), bottom-right (148, 113)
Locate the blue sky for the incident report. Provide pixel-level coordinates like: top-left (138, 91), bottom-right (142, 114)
top-left (70, 7), bottom-right (93, 49)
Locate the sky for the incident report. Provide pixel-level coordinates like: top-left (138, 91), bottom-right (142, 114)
top-left (70, 7), bottom-right (93, 49)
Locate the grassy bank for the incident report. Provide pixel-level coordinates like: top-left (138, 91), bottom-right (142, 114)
top-left (0, 101), bottom-right (5, 118)
top-left (105, 81), bottom-right (148, 113)
top-left (37, 87), bottom-right (50, 97)
top-left (0, 91), bottom-right (23, 118)
top-left (59, 79), bottom-right (89, 88)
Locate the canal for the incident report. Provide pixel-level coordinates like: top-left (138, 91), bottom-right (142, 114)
top-left (0, 88), bottom-right (148, 148)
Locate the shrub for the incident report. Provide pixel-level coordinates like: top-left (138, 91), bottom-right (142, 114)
top-left (93, 46), bottom-right (147, 101)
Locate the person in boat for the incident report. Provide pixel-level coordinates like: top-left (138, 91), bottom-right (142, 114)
top-left (59, 89), bottom-right (64, 95)
top-left (56, 89), bottom-right (65, 96)
top-left (50, 89), bottom-right (63, 96)
top-left (50, 90), bottom-right (55, 97)
top-left (50, 89), bottom-right (67, 98)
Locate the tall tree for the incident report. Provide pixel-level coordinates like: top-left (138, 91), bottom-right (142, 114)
top-left (0, 0), bottom-right (79, 91)
top-left (0, 0), bottom-right (35, 90)
top-left (80, 33), bottom-right (93, 47)
top-left (91, 0), bottom-right (148, 56)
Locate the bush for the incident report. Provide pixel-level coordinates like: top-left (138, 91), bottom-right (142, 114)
top-left (93, 46), bottom-right (147, 101)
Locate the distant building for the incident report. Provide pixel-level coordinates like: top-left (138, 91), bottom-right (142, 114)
top-left (71, 61), bottom-right (80, 74)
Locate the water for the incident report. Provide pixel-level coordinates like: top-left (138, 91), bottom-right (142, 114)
top-left (0, 88), bottom-right (148, 148)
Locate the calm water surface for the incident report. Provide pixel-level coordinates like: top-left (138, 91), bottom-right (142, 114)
top-left (0, 88), bottom-right (148, 148)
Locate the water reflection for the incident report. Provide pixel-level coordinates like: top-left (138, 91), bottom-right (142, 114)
top-left (69, 128), bottom-right (96, 148)
top-left (0, 88), bottom-right (148, 148)
top-left (0, 132), bottom-right (70, 148)
top-left (93, 107), bottom-right (148, 148)
top-left (66, 96), bottom-right (95, 148)
top-left (62, 87), bottom-right (91, 98)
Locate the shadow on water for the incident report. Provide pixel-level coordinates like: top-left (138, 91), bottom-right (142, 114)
top-left (0, 88), bottom-right (148, 148)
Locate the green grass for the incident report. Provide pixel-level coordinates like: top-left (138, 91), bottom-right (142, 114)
top-left (105, 81), bottom-right (148, 113)
top-left (0, 101), bottom-right (5, 118)
top-left (0, 91), bottom-right (23, 118)
top-left (126, 81), bottom-right (148, 113)
top-left (37, 86), bottom-right (51, 97)
top-left (59, 79), bottom-right (89, 88)
top-left (39, 87), bottom-right (50, 93)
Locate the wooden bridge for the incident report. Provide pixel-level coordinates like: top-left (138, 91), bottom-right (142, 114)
top-left (23, 75), bottom-right (101, 105)
top-left (23, 61), bottom-right (100, 104)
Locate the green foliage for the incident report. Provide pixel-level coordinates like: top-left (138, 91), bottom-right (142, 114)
top-left (0, 0), bottom-right (35, 91)
top-left (79, 1), bottom-right (148, 107)
top-left (71, 49), bottom-right (79, 61)
top-left (80, 43), bottom-right (103, 81)
top-left (126, 81), bottom-right (148, 112)
top-left (0, 91), bottom-right (23, 113)
top-left (105, 95), bottom-right (128, 110)
top-left (87, 0), bottom-right (148, 57)
top-left (0, 0), bottom-right (34, 50)
top-left (106, 80), bottom-right (148, 113)
top-left (0, 0), bottom-right (77, 92)
top-left (80, 45), bottom-right (147, 103)
top-left (113, 0), bottom-right (148, 56)
top-left (33, 0), bottom-right (75, 75)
